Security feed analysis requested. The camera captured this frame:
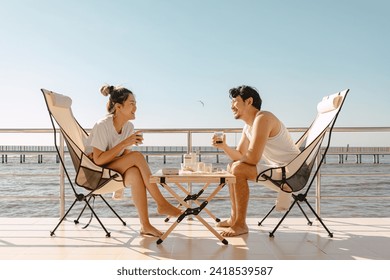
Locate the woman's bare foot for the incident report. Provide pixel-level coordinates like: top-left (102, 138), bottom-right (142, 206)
top-left (216, 218), bottom-right (233, 228)
top-left (157, 203), bottom-right (182, 217)
top-left (140, 225), bottom-right (163, 237)
top-left (220, 224), bottom-right (249, 237)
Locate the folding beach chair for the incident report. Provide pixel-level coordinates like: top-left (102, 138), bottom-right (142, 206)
top-left (257, 89), bottom-right (349, 237)
top-left (42, 89), bottom-right (126, 237)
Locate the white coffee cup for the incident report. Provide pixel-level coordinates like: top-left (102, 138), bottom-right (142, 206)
top-left (205, 163), bottom-right (212, 173)
top-left (197, 162), bottom-right (205, 172)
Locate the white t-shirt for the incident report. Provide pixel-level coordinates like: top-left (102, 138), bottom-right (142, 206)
top-left (85, 115), bottom-right (134, 157)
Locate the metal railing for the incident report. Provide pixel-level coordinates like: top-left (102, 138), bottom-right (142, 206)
top-left (1, 127), bottom-right (390, 217)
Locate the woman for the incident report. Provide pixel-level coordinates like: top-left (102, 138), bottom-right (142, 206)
top-left (86, 84), bottom-right (181, 237)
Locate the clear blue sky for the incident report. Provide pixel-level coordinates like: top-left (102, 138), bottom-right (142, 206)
top-left (1, 0), bottom-right (389, 146)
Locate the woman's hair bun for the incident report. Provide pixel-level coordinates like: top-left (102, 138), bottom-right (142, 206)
top-left (100, 85), bottom-right (114, 97)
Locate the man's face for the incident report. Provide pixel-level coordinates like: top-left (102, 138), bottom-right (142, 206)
top-left (231, 95), bottom-right (247, 119)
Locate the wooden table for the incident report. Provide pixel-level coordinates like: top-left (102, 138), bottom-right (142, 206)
top-left (150, 170), bottom-right (236, 245)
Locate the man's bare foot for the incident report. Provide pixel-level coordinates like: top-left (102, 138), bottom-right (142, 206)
top-left (220, 224), bottom-right (249, 237)
top-left (157, 203), bottom-right (182, 217)
top-left (140, 225), bottom-right (163, 237)
top-left (216, 219), bottom-right (233, 228)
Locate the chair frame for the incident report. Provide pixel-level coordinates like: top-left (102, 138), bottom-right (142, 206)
top-left (42, 89), bottom-right (126, 237)
top-left (257, 89), bottom-right (349, 238)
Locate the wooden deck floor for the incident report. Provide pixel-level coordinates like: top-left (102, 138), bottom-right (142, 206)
top-left (1, 217), bottom-right (389, 278)
top-left (1, 217), bottom-right (389, 260)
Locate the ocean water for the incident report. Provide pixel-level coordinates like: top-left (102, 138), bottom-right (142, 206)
top-left (0, 152), bottom-right (389, 219)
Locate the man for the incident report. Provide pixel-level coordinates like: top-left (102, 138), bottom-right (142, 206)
top-left (212, 85), bottom-right (300, 237)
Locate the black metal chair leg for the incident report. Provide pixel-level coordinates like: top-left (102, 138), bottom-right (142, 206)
top-left (50, 199), bottom-right (78, 236)
top-left (304, 199), bottom-right (334, 237)
top-left (99, 195), bottom-right (126, 226)
top-left (268, 200), bottom-right (297, 237)
top-left (258, 205), bottom-right (276, 226)
top-left (296, 201), bottom-right (313, 226)
top-left (83, 198), bottom-right (111, 237)
top-left (74, 196), bottom-right (91, 224)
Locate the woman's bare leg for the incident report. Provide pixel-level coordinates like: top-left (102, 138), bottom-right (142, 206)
top-left (124, 167), bottom-right (162, 237)
top-left (107, 151), bottom-right (181, 217)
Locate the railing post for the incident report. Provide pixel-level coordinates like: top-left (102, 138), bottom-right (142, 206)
top-left (59, 132), bottom-right (65, 218)
top-left (187, 131), bottom-right (192, 153)
top-left (315, 152), bottom-right (322, 216)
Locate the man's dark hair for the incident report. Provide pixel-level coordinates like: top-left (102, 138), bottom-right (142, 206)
top-left (229, 85), bottom-right (262, 110)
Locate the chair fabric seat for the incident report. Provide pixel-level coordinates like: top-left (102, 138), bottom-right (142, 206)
top-left (257, 89), bottom-right (349, 238)
top-left (42, 89), bottom-right (126, 237)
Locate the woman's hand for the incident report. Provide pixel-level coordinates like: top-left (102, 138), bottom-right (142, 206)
top-left (134, 131), bottom-right (144, 146)
top-left (92, 131), bottom-right (144, 166)
top-left (123, 131), bottom-right (143, 147)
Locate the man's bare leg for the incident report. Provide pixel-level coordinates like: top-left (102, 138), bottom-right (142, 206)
top-left (216, 163), bottom-right (236, 227)
top-left (220, 179), bottom-right (249, 237)
top-left (220, 162), bottom-right (257, 237)
top-left (216, 183), bottom-right (236, 227)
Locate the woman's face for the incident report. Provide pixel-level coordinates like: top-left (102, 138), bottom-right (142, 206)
top-left (117, 94), bottom-right (137, 120)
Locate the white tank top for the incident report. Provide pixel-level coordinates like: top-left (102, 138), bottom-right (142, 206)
top-left (243, 122), bottom-right (300, 167)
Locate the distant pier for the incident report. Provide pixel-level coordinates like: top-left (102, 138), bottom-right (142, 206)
top-left (1, 145), bottom-right (390, 164)
top-left (325, 146), bottom-right (390, 164)
top-left (1, 146), bottom-right (59, 164)
top-left (0, 146), bottom-right (222, 164)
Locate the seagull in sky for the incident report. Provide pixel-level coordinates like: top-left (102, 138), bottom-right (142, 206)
top-left (197, 100), bottom-right (205, 107)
